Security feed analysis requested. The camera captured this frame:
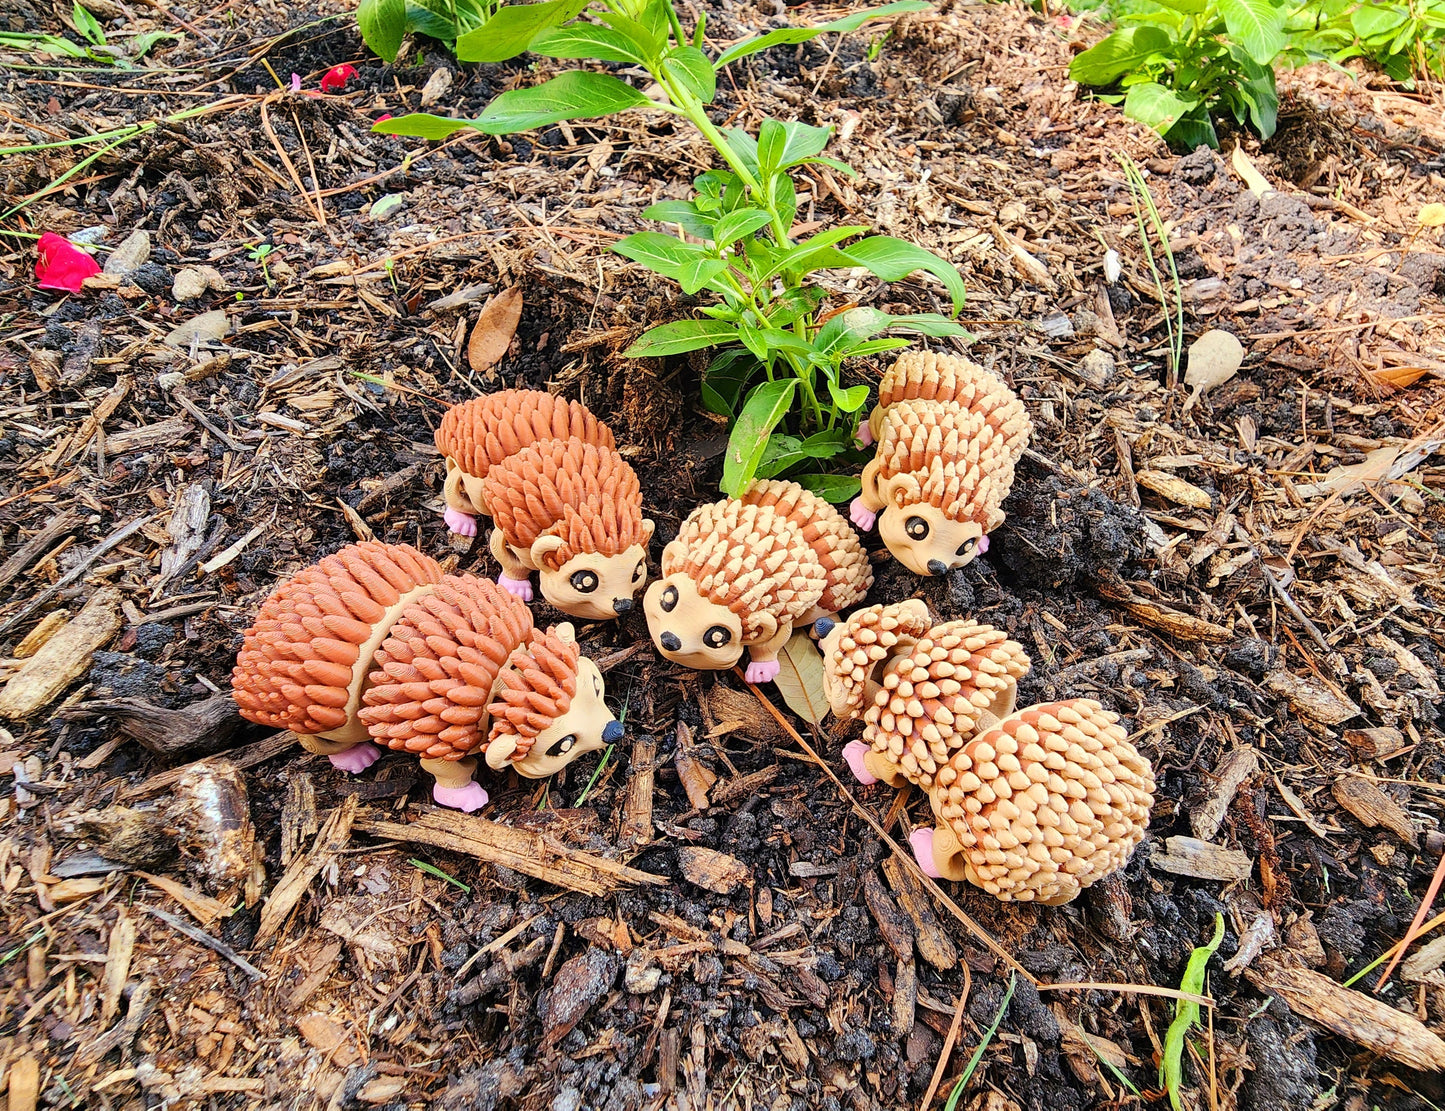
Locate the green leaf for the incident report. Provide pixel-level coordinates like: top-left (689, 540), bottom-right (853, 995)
top-left (738, 318), bottom-right (769, 362)
top-left (711, 207), bottom-right (773, 247)
top-left (127, 30), bottom-right (179, 58)
top-left (1164, 111), bottom-right (1219, 150)
top-left (756, 429), bottom-right (848, 477)
top-left (757, 119), bottom-right (833, 176)
top-left (1067, 27), bottom-right (1173, 85)
top-left (761, 226), bottom-right (869, 282)
top-left (644, 200), bottom-right (717, 239)
top-left (404, 1), bottom-right (457, 39)
top-left (827, 380), bottom-right (871, 413)
top-left (679, 256), bottom-right (729, 295)
top-left (722, 379), bottom-right (798, 496)
top-left (791, 473), bottom-right (862, 503)
top-left (889, 312), bottom-right (973, 338)
top-left (72, 1), bottom-right (106, 46)
top-left (375, 112), bottom-right (475, 139)
top-left (701, 348), bottom-right (761, 416)
top-left (1350, 1), bottom-right (1408, 39)
top-left (473, 71), bottom-right (651, 134)
top-left (613, 231), bottom-right (714, 282)
top-left (1161, 914), bottom-right (1225, 1111)
top-left (766, 286), bottom-right (825, 328)
top-left (358, 0), bottom-right (407, 61)
top-left (530, 23), bottom-right (650, 64)
top-left (1218, 0), bottom-right (1287, 64)
top-left (1123, 82), bottom-right (1196, 134)
top-left (720, 129), bottom-right (760, 176)
top-left (664, 45), bottom-right (717, 102)
top-left (814, 306), bottom-right (893, 356)
top-left (715, 0), bottom-right (931, 67)
top-left (757, 328), bottom-right (817, 356)
top-left (847, 337), bottom-right (911, 358)
top-left (455, 0), bottom-right (588, 62)
top-left (842, 236), bottom-right (967, 316)
top-left (625, 318), bottom-right (739, 357)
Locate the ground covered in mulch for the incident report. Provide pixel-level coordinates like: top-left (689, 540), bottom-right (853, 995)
top-left (4, 0), bottom-right (1445, 1107)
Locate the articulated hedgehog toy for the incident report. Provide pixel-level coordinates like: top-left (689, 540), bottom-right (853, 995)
top-left (231, 542), bottom-right (623, 812)
top-left (820, 601), bottom-right (1153, 904)
top-left (644, 480), bottom-right (872, 684)
top-left (435, 389), bottom-right (653, 620)
top-left (850, 352), bottom-right (1032, 577)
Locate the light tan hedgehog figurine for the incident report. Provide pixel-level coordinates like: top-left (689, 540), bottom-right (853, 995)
top-left (231, 542), bottom-right (623, 812)
top-left (909, 700), bottom-right (1154, 904)
top-left (850, 352), bottom-right (1032, 576)
top-left (433, 390), bottom-right (652, 618)
top-left (643, 480), bottom-right (872, 684)
top-left (817, 602), bottom-right (1031, 790)
top-left (480, 438), bottom-right (654, 620)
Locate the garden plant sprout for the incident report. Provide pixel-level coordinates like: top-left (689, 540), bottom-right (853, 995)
top-left (378, 0), bottom-right (971, 501)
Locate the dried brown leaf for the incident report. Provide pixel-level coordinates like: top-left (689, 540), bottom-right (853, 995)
top-left (772, 633), bottom-right (828, 725)
top-left (468, 285), bottom-right (523, 374)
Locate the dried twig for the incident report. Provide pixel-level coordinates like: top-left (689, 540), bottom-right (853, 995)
top-left (140, 904), bottom-right (265, 981)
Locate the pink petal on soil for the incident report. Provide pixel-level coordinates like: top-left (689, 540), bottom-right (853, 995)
top-left (375, 113), bottom-right (393, 123)
top-left (290, 72), bottom-right (302, 92)
top-left (320, 64), bottom-right (357, 93)
top-left (35, 232), bottom-right (101, 293)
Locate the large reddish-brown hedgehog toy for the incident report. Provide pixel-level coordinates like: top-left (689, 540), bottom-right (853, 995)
top-left (643, 480), bottom-right (871, 684)
top-left (850, 351), bottom-right (1032, 576)
top-left (231, 542), bottom-right (623, 811)
top-left (909, 700), bottom-right (1154, 904)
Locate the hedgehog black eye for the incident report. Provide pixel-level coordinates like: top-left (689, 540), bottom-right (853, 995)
top-left (956, 537), bottom-right (977, 556)
top-left (555, 734), bottom-right (576, 754)
top-left (660, 585), bottom-right (678, 612)
top-left (703, 625), bottom-right (732, 649)
top-left (633, 561), bottom-right (645, 582)
top-left (906, 516), bottom-right (930, 541)
top-left (570, 570), bottom-right (599, 593)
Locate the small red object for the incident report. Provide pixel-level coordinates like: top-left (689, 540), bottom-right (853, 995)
top-left (35, 232), bottom-right (101, 293)
top-left (375, 113), bottom-right (393, 123)
top-left (320, 64), bottom-right (357, 93)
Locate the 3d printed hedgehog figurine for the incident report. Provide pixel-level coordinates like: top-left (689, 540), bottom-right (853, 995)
top-left (850, 351), bottom-right (1032, 576)
top-left (231, 542), bottom-right (623, 812)
top-left (911, 700), bottom-right (1154, 904)
top-left (435, 390), bottom-right (653, 620)
top-left (644, 480), bottom-right (872, 684)
top-left (819, 601), bottom-right (1032, 791)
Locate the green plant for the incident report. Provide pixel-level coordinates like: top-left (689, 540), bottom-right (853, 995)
top-left (0, 3), bottom-right (176, 67)
top-left (1068, 0), bottom-right (1292, 147)
top-left (379, 0), bottom-right (968, 499)
top-left (1293, 0), bottom-right (1445, 83)
top-left (247, 242), bottom-right (275, 287)
top-left (943, 973), bottom-right (1016, 1109)
top-left (1115, 153), bottom-right (1183, 380)
top-left (358, 0), bottom-right (528, 61)
top-left (1160, 912), bottom-right (1224, 1110)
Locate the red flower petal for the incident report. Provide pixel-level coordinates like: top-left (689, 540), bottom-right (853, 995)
top-left (320, 64), bottom-right (358, 93)
top-left (375, 113), bottom-right (393, 123)
top-left (35, 232), bottom-right (101, 294)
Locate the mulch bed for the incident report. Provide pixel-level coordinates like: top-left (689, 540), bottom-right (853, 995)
top-left (3, 0), bottom-right (1445, 1107)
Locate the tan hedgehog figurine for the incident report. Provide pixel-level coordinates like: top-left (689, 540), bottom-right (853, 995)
top-left (910, 700), bottom-right (1154, 904)
top-left (231, 541), bottom-right (623, 812)
top-left (850, 351), bottom-right (1032, 576)
top-left (434, 390), bottom-right (653, 619)
top-left (644, 480), bottom-right (872, 684)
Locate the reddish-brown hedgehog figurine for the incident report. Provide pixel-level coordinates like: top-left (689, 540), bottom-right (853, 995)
top-left (232, 541), bottom-right (623, 811)
top-left (851, 351), bottom-right (1032, 576)
top-left (643, 480), bottom-right (871, 683)
top-left (434, 390), bottom-right (652, 619)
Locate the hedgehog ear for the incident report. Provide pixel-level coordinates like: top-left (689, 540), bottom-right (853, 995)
top-left (860, 458), bottom-right (883, 507)
top-left (641, 518), bottom-right (656, 542)
top-left (552, 622), bottom-right (577, 645)
top-left (530, 534), bottom-right (566, 571)
top-left (485, 736), bottom-right (518, 770)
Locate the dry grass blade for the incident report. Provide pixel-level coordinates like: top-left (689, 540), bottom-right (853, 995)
top-left (468, 285), bottom-right (524, 373)
top-left (737, 669), bottom-right (1035, 984)
top-left (919, 964), bottom-right (971, 1111)
top-left (1375, 846), bottom-right (1445, 990)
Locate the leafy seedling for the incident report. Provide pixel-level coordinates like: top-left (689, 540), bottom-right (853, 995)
top-left (1160, 912), bottom-right (1224, 1110)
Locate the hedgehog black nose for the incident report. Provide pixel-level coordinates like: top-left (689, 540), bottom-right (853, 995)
top-left (814, 617), bottom-right (836, 638)
top-left (612, 597), bottom-right (633, 615)
top-left (927, 559), bottom-right (948, 576)
top-left (660, 632), bottom-right (682, 652)
top-left (602, 720), bottom-right (624, 743)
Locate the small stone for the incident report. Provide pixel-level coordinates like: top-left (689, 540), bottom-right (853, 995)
top-left (624, 950), bottom-right (661, 994)
top-left (102, 229), bottom-right (150, 279)
top-left (173, 265), bottom-right (226, 301)
top-left (1076, 348), bottom-right (1115, 386)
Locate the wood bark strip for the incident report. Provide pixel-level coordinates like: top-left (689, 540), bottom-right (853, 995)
top-left (0, 587), bottom-right (122, 720)
top-left (255, 795), bottom-right (357, 944)
top-left (0, 511), bottom-right (81, 592)
top-left (1150, 835), bottom-right (1253, 882)
top-left (881, 856), bottom-right (958, 971)
top-left (1247, 958), bottom-right (1445, 1071)
top-left (358, 810), bottom-right (667, 897)
top-left (619, 734), bottom-right (655, 847)
top-left (1332, 777), bottom-right (1418, 846)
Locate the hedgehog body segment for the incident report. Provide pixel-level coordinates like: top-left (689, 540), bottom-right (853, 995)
top-left (479, 438), bottom-right (654, 620)
top-left (643, 481), bottom-right (866, 683)
top-left (853, 352), bottom-right (1031, 577)
top-left (917, 699), bottom-right (1154, 904)
top-left (232, 543), bottom-right (622, 811)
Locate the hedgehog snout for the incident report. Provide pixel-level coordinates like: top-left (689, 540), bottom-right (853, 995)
top-left (660, 631), bottom-right (682, 652)
top-left (926, 559), bottom-right (948, 576)
top-left (613, 597), bottom-right (633, 615)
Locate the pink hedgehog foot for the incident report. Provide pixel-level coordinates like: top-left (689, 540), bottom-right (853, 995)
top-left (745, 658), bottom-right (782, 684)
top-left (497, 573), bottom-right (533, 601)
top-left (855, 422), bottom-right (874, 448)
top-left (432, 782), bottom-right (489, 812)
top-left (909, 828), bottom-right (943, 878)
top-left (328, 742), bottom-right (382, 774)
top-left (842, 740), bottom-right (879, 785)
top-left (849, 497), bottom-right (877, 532)
top-left (444, 508), bottom-right (478, 537)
